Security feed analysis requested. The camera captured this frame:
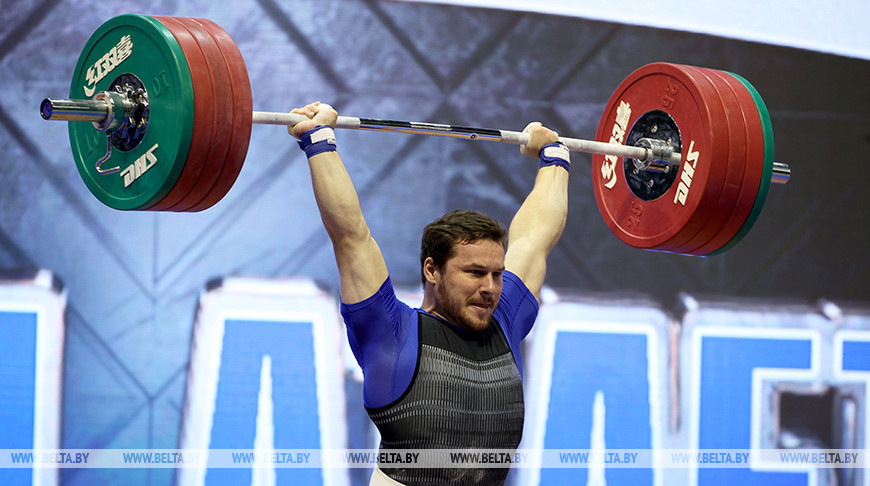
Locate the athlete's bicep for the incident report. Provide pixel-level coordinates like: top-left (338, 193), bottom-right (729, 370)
top-left (334, 234), bottom-right (389, 305)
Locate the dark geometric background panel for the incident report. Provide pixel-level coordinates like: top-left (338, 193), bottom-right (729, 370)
top-left (0, 0), bottom-right (867, 484)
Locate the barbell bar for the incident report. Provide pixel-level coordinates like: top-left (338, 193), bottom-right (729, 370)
top-left (39, 14), bottom-right (791, 255)
top-left (42, 98), bottom-right (790, 184)
top-left (42, 98), bottom-right (683, 165)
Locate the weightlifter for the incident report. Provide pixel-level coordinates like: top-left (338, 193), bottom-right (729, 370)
top-left (289, 101), bottom-right (569, 485)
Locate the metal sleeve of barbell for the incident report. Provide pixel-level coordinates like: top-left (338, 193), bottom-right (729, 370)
top-left (41, 98), bottom-right (110, 123)
top-left (252, 111), bottom-right (654, 161)
top-left (771, 162), bottom-right (791, 185)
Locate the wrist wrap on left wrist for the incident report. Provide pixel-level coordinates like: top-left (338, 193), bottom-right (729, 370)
top-left (539, 141), bottom-right (570, 171)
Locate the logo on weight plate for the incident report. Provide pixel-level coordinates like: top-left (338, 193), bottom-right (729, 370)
top-left (601, 101), bottom-right (631, 189)
top-left (120, 143), bottom-right (158, 188)
top-left (83, 35), bottom-right (133, 97)
top-left (673, 140), bottom-right (699, 206)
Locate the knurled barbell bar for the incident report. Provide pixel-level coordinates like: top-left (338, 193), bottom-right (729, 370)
top-left (39, 14), bottom-right (790, 255)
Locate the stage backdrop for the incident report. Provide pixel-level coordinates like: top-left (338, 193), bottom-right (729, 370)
top-left (0, 0), bottom-right (868, 485)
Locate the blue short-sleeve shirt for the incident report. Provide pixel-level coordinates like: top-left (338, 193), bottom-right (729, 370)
top-left (340, 271), bottom-right (539, 408)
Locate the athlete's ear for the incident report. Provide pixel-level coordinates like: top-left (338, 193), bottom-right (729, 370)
top-left (423, 257), bottom-right (439, 285)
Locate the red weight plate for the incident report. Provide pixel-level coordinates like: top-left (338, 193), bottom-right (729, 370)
top-left (144, 16), bottom-right (217, 211)
top-left (688, 69), bottom-right (766, 255)
top-left (664, 65), bottom-right (747, 254)
top-left (184, 18), bottom-right (252, 212)
top-left (652, 65), bottom-right (737, 252)
top-left (160, 17), bottom-right (235, 212)
top-left (592, 63), bottom-right (730, 251)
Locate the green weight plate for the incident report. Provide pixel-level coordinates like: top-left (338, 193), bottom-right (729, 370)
top-left (707, 72), bottom-right (775, 255)
top-left (68, 14), bottom-right (194, 210)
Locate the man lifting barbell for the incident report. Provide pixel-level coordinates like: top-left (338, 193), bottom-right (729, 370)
top-left (34, 12), bottom-right (801, 485)
top-left (288, 101), bottom-right (568, 485)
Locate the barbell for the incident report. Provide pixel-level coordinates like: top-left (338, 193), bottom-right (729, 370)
top-left (40, 14), bottom-right (790, 256)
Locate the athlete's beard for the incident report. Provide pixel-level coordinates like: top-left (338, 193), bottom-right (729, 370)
top-left (435, 282), bottom-right (495, 332)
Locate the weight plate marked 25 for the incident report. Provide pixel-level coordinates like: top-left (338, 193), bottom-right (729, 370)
top-left (593, 63), bottom-right (728, 251)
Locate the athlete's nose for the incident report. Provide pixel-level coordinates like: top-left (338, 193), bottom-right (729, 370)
top-left (480, 274), bottom-right (496, 296)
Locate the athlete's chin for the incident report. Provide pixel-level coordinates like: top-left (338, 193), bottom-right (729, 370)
top-left (459, 308), bottom-right (493, 332)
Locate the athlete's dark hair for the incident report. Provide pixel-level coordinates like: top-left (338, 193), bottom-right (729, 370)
top-left (420, 209), bottom-right (507, 285)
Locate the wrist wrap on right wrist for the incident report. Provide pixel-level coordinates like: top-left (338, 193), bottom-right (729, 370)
top-left (297, 125), bottom-right (337, 158)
